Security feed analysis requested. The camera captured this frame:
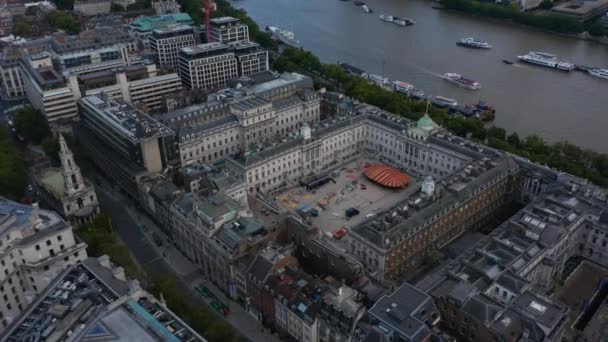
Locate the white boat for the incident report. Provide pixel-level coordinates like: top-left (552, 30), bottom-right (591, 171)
top-left (457, 37), bottom-right (492, 49)
top-left (517, 51), bottom-right (574, 71)
top-left (362, 4), bottom-right (372, 13)
top-left (442, 73), bottom-right (481, 90)
top-left (266, 26), bottom-right (300, 48)
top-left (588, 68), bottom-right (608, 80)
top-left (392, 80), bottom-right (425, 98)
top-left (365, 73), bottom-right (389, 86)
top-left (432, 96), bottom-right (458, 107)
top-left (393, 18), bottom-right (406, 26)
top-left (379, 14), bottom-right (394, 22)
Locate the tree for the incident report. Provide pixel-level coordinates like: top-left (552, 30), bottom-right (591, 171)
top-left (588, 22), bottom-right (605, 37)
top-left (42, 136), bottom-right (59, 161)
top-left (13, 17), bottom-right (32, 37)
top-left (538, 0), bottom-right (553, 9)
top-left (507, 132), bottom-right (521, 148)
top-left (0, 129), bottom-right (27, 200)
top-left (13, 106), bottom-right (51, 144)
top-left (487, 126), bottom-right (507, 141)
top-left (53, 0), bottom-right (74, 9)
top-left (111, 2), bottom-right (124, 11)
top-left (46, 11), bottom-right (80, 34)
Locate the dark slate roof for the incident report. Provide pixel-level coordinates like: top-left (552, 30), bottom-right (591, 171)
top-left (462, 294), bottom-right (502, 324)
top-left (368, 282), bottom-right (435, 341)
top-left (247, 254), bottom-right (273, 283)
top-left (496, 272), bottom-right (527, 294)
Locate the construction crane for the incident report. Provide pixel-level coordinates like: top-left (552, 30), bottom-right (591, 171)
top-left (204, 0), bottom-right (211, 43)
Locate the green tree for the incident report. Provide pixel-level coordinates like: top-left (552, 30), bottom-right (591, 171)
top-left (42, 136), bottom-right (59, 160)
top-left (588, 22), bottom-right (605, 37)
top-left (52, 0), bottom-right (74, 10)
top-left (13, 106), bottom-right (51, 144)
top-left (487, 126), bottom-right (507, 141)
top-left (111, 2), bottom-right (124, 11)
top-left (46, 11), bottom-right (80, 34)
top-left (0, 129), bottom-right (27, 200)
top-left (507, 132), bottom-right (521, 148)
top-left (538, 0), bottom-right (553, 9)
top-left (13, 17), bottom-right (32, 37)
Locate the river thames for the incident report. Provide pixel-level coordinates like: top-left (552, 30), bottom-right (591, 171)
top-left (234, 0), bottom-right (608, 152)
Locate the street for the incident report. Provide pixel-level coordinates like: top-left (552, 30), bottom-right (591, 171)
top-left (95, 178), bottom-right (281, 342)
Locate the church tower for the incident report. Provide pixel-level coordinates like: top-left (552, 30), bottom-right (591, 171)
top-left (59, 134), bottom-right (84, 195)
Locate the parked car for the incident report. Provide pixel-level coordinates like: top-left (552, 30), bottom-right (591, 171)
top-left (332, 227), bottom-right (348, 239)
top-left (345, 207), bottom-right (360, 218)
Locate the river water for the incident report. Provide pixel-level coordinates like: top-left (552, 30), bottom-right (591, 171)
top-left (234, 0), bottom-right (608, 152)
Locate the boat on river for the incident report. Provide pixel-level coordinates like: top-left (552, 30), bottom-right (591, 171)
top-left (457, 37), bottom-right (492, 49)
top-left (442, 73), bottom-right (481, 90)
top-left (517, 51), bottom-right (575, 71)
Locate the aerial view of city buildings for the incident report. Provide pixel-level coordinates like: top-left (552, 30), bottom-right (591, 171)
top-left (0, 0), bottom-right (607, 341)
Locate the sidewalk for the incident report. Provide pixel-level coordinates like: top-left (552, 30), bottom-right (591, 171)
top-left (125, 206), bottom-right (281, 342)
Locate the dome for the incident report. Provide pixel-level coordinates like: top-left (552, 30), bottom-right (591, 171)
top-left (417, 113), bottom-right (439, 132)
top-left (364, 165), bottom-right (410, 188)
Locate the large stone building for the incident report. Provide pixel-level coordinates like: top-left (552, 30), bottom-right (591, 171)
top-left (35, 135), bottom-right (99, 224)
top-left (73, 0), bottom-right (111, 16)
top-left (176, 72), bottom-right (319, 166)
top-left (0, 198), bottom-right (88, 331)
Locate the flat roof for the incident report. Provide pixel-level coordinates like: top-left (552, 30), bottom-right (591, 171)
top-left (210, 16), bottom-right (240, 25)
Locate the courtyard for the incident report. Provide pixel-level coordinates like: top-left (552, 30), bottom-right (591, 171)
top-left (276, 159), bottom-right (419, 235)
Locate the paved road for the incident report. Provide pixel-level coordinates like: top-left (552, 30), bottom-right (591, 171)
top-left (95, 180), bottom-right (280, 342)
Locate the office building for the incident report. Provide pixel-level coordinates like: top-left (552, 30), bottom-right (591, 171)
top-left (209, 16), bottom-right (249, 44)
top-left (233, 42), bottom-right (270, 76)
top-left (149, 24), bottom-right (196, 70)
top-left (0, 198), bottom-right (88, 331)
top-left (20, 52), bottom-right (80, 125)
top-left (77, 95), bottom-right (175, 195)
top-left (178, 42), bottom-right (239, 90)
top-left (0, 37), bottom-right (52, 100)
top-left (1, 256), bottom-right (207, 341)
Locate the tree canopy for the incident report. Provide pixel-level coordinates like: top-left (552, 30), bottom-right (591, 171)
top-left (13, 17), bottom-right (33, 37)
top-left (46, 11), bottom-right (80, 34)
top-left (13, 106), bottom-right (51, 145)
top-left (0, 129), bottom-right (27, 201)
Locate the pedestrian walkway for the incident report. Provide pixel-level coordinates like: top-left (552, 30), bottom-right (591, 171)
top-left (125, 206), bottom-right (281, 342)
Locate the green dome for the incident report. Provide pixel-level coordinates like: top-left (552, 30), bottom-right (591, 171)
top-left (417, 114), bottom-right (438, 131)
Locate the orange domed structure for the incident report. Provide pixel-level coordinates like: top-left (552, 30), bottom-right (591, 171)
top-left (364, 165), bottom-right (410, 188)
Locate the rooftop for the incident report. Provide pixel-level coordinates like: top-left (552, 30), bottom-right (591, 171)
top-left (129, 13), bottom-right (194, 33)
top-left (180, 42), bottom-right (231, 58)
top-left (80, 95), bottom-right (173, 141)
top-left (0, 198), bottom-right (68, 247)
top-left (2, 257), bottom-right (206, 342)
top-left (210, 16), bottom-right (240, 25)
top-left (352, 156), bottom-right (518, 250)
top-left (50, 29), bottom-right (134, 54)
top-left (368, 282), bottom-right (437, 341)
top-left (151, 24), bottom-right (194, 37)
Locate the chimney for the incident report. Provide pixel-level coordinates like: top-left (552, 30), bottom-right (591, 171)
top-left (112, 266), bottom-right (126, 281)
top-left (97, 255), bottom-right (111, 269)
